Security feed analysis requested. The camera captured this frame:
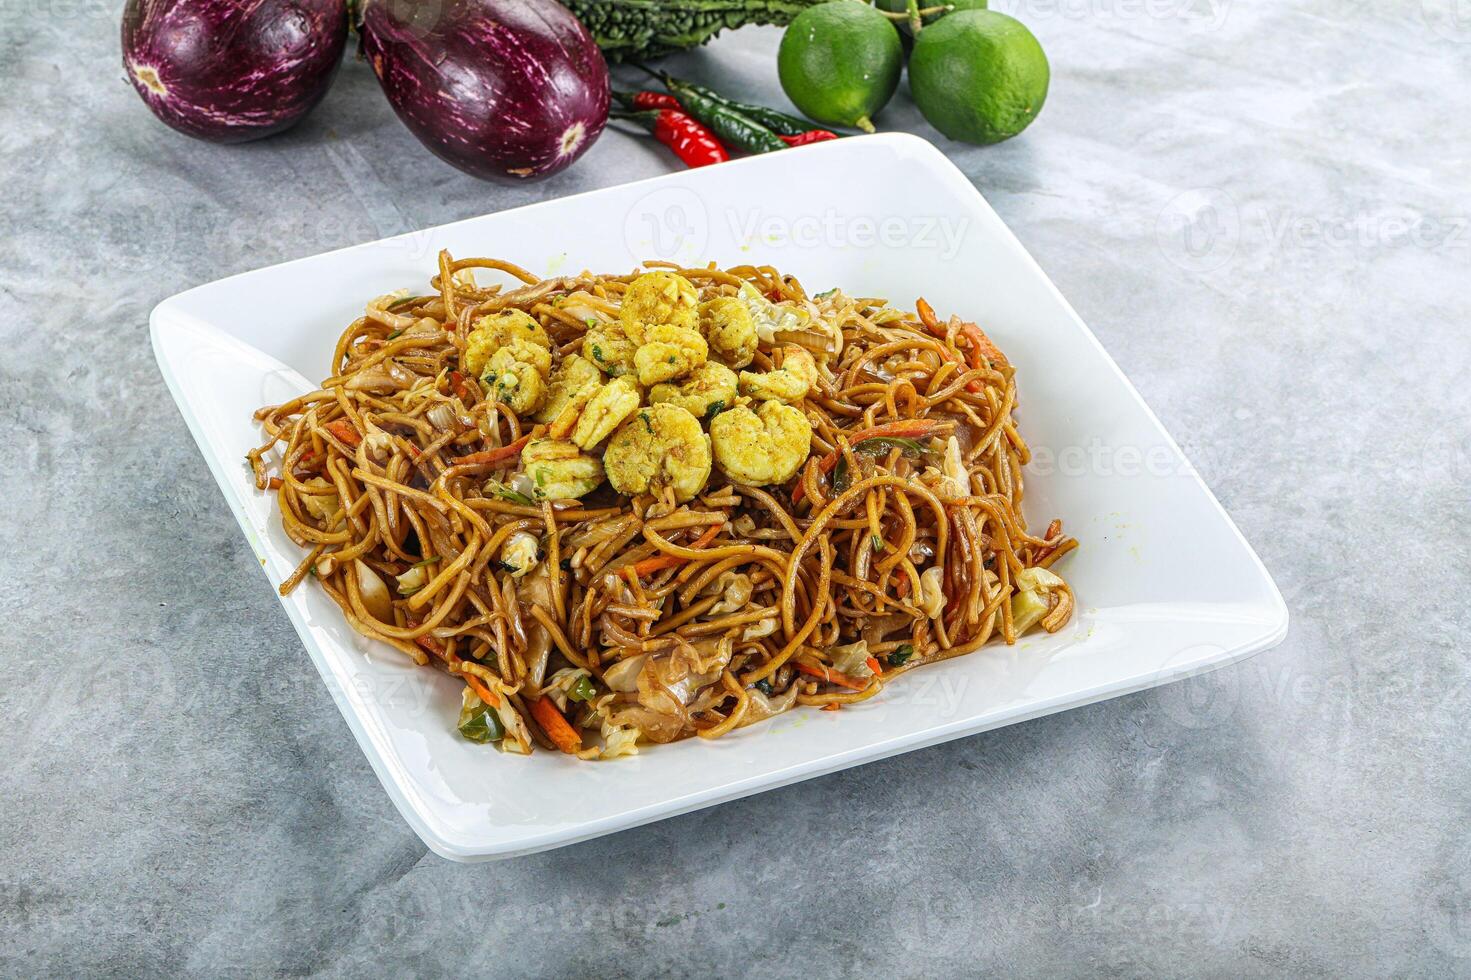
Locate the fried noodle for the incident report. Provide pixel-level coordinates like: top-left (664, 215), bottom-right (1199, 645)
top-left (249, 253), bottom-right (1077, 760)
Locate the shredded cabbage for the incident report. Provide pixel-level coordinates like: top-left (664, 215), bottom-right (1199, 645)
top-left (829, 639), bottom-right (872, 678)
top-left (738, 282), bottom-right (810, 344)
top-left (1011, 567), bottom-right (1066, 635)
top-left (919, 567), bottom-right (945, 618)
top-left (600, 722), bottom-right (641, 759)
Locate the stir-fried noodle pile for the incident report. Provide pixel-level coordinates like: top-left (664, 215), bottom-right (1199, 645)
top-left (250, 253), bottom-right (1077, 759)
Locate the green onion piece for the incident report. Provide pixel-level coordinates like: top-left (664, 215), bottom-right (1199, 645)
top-left (387, 295), bottom-right (424, 311)
top-left (386, 329), bottom-right (404, 340)
top-left (889, 644), bottom-right (915, 667)
top-left (872, 535), bottom-right (885, 553)
top-left (410, 555), bottom-right (440, 568)
top-left (754, 679), bottom-right (774, 697)
top-left (568, 676), bottom-right (598, 703)
top-left (488, 483), bottom-right (536, 507)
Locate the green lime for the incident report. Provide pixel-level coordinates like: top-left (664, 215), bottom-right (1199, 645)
top-left (909, 10), bottom-right (1049, 145)
top-left (874, 0), bottom-right (988, 52)
top-left (778, 1), bottom-right (903, 133)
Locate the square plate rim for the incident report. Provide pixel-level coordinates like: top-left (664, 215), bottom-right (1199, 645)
top-left (149, 133), bottom-right (1289, 862)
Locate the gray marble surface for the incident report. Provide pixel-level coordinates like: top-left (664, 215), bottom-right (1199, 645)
top-left (3, 1), bottom-right (1469, 975)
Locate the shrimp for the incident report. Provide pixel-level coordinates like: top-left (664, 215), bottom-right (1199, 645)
top-left (604, 404), bottom-right (713, 503)
top-left (583, 319), bottom-right (637, 378)
top-left (648, 361), bottom-right (737, 421)
top-left (463, 309), bottom-right (551, 378)
top-left (709, 400), bottom-right (812, 486)
top-left (737, 345), bottom-right (818, 404)
top-left (619, 271), bottom-right (700, 344)
top-left (534, 354), bottom-right (603, 426)
top-left (699, 296), bottom-right (757, 369)
top-left (571, 376), bottom-right (641, 450)
top-left (483, 339), bottom-right (552, 416)
top-left (634, 323), bottom-right (708, 387)
top-left (521, 438), bottom-right (605, 500)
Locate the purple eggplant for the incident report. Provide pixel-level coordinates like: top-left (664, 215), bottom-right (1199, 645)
top-left (359, 0), bottom-right (609, 182)
top-left (122, 0), bottom-right (348, 144)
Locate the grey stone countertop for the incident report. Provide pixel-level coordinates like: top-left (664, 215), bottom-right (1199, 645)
top-left (3, 2), bottom-right (1468, 976)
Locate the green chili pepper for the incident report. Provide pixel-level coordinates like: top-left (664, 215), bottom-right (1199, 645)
top-left (568, 676), bottom-right (598, 703)
top-left (643, 68), bottom-right (822, 138)
top-left (853, 436), bottom-right (933, 458)
top-left (457, 696), bottom-right (505, 743)
top-left (658, 80), bottom-right (788, 154)
top-left (888, 644), bottom-right (915, 667)
top-left (831, 456), bottom-right (851, 494)
top-left (832, 436), bottom-right (932, 496)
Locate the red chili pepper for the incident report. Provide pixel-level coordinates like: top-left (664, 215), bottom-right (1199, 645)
top-left (654, 111), bottom-right (730, 167)
top-left (613, 108), bottom-right (730, 168)
top-left (614, 89), bottom-right (682, 112)
top-left (779, 130), bottom-right (839, 147)
top-left (629, 90), bottom-right (681, 111)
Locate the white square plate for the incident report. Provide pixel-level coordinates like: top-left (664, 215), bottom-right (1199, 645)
top-left (152, 134), bottom-right (1287, 861)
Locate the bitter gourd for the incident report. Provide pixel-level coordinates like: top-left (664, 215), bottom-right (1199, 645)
top-left (562, 0), bottom-right (825, 60)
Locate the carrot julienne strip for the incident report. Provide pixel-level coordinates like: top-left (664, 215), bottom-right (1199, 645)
top-left (454, 434), bottom-right (531, 466)
top-left (529, 696), bottom-right (582, 754)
